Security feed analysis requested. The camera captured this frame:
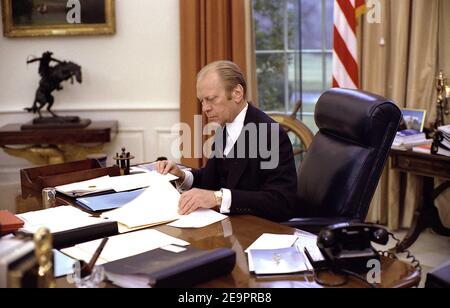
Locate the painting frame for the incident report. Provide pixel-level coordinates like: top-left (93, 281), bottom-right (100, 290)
top-left (1, 0), bottom-right (115, 38)
top-left (400, 108), bottom-right (427, 132)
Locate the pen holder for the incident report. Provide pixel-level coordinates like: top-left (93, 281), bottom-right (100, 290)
top-left (68, 261), bottom-right (105, 288)
top-left (113, 147), bottom-right (134, 175)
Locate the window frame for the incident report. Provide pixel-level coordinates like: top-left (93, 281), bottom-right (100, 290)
top-left (254, 0), bottom-right (332, 120)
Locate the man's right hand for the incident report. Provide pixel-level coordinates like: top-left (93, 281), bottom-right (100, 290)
top-left (156, 160), bottom-right (185, 183)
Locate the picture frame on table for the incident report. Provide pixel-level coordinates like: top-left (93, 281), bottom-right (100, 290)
top-left (399, 108), bottom-right (427, 132)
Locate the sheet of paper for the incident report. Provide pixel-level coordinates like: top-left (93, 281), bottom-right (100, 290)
top-left (129, 166), bottom-right (150, 174)
top-left (245, 233), bottom-right (298, 253)
top-left (108, 172), bottom-right (178, 193)
top-left (137, 162), bottom-right (192, 172)
top-left (117, 220), bottom-right (176, 234)
top-left (245, 233), bottom-right (298, 272)
top-left (146, 171), bottom-right (179, 183)
top-left (55, 172), bottom-right (178, 197)
top-left (250, 247), bottom-right (309, 275)
top-left (167, 209), bottom-right (228, 228)
top-left (53, 249), bottom-right (76, 278)
top-left (161, 245), bottom-right (187, 253)
top-left (17, 206), bottom-right (111, 234)
top-left (294, 232), bottom-right (322, 270)
top-left (101, 181), bottom-right (181, 229)
top-left (55, 176), bottom-right (113, 197)
top-left (61, 229), bottom-right (189, 265)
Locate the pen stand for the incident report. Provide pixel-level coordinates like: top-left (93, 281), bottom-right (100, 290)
top-left (113, 147), bottom-right (134, 175)
top-left (69, 262), bottom-right (105, 288)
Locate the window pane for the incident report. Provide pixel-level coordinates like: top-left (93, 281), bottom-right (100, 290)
top-left (253, 0), bottom-right (285, 50)
top-left (325, 52), bottom-right (333, 88)
top-left (301, 0), bottom-right (322, 49)
top-left (325, 0), bottom-right (334, 50)
top-left (288, 53), bottom-right (302, 110)
top-left (256, 53), bottom-right (286, 112)
top-left (253, 0), bottom-right (333, 134)
top-left (287, 0), bottom-right (300, 50)
top-left (302, 53), bottom-right (322, 104)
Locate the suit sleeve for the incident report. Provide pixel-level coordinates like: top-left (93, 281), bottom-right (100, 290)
top-left (191, 168), bottom-right (203, 188)
top-left (229, 127), bottom-right (298, 222)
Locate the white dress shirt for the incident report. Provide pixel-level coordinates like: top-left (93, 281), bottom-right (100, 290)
top-left (177, 103), bottom-right (249, 213)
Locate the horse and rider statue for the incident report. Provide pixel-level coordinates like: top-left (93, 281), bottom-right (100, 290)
top-left (26, 51), bottom-right (82, 121)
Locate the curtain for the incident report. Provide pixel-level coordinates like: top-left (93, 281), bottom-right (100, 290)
top-left (179, 0), bottom-right (257, 168)
top-left (360, 0), bottom-right (450, 230)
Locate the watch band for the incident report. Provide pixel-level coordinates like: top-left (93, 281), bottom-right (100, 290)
top-left (214, 190), bottom-right (223, 206)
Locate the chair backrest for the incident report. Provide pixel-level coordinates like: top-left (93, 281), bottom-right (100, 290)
top-left (297, 88), bottom-right (401, 220)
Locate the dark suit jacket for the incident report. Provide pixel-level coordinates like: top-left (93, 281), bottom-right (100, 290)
top-left (191, 104), bottom-right (298, 222)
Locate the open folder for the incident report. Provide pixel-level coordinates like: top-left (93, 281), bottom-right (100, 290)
top-left (76, 189), bottom-right (146, 212)
top-left (100, 181), bottom-right (181, 231)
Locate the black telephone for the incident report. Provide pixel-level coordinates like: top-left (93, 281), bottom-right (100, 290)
top-left (307, 222), bottom-right (389, 272)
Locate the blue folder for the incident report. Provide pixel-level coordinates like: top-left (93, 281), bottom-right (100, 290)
top-left (76, 189), bottom-right (146, 212)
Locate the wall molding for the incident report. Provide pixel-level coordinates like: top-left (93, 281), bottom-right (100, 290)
top-left (0, 104), bottom-right (180, 114)
top-left (0, 167), bottom-right (26, 184)
top-left (113, 127), bottom-right (146, 161)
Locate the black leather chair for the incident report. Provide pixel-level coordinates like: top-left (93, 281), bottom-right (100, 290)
top-left (284, 88), bottom-right (401, 233)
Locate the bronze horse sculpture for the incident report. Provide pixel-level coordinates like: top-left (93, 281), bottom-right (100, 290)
top-left (26, 52), bottom-right (82, 119)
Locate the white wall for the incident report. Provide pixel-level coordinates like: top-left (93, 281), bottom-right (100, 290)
top-left (0, 0), bottom-right (181, 213)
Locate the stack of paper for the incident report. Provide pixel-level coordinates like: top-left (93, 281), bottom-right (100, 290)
top-left (61, 229), bottom-right (189, 265)
top-left (434, 125), bottom-right (450, 157)
top-left (412, 144), bottom-right (432, 154)
top-left (55, 176), bottom-right (113, 197)
top-left (17, 206), bottom-right (112, 234)
top-left (108, 172), bottom-right (178, 192)
top-left (55, 172), bottom-right (178, 197)
top-left (392, 129), bottom-right (432, 151)
top-left (101, 181), bottom-right (181, 232)
top-left (136, 162), bottom-right (191, 173)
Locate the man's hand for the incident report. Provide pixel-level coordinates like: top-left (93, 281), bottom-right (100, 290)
top-left (178, 188), bottom-right (217, 215)
top-left (156, 160), bottom-right (185, 182)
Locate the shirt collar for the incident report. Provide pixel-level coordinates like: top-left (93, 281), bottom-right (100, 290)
top-left (225, 103), bottom-right (249, 143)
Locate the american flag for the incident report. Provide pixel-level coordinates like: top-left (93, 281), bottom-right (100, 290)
top-left (332, 0), bottom-right (366, 89)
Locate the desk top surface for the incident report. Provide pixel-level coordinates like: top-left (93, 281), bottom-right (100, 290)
top-left (56, 215), bottom-right (421, 288)
top-left (391, 149), bottom-right (450, 163)
top-left (0, 121), bottom-right (118, 145)
top-left (390, 149), bottom-right (450, 179)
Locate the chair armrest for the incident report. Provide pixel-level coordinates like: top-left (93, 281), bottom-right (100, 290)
top-left (281, 217), bottom-right (360, 234)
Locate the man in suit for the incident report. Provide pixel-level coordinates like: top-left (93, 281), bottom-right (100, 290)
top-left (157, 61), bottom-right (298, 222)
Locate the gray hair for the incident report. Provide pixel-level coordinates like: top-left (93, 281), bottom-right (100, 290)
top-left (197, 60), bottom-right (247, 99)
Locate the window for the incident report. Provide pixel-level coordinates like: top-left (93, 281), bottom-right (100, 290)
top-left (253, 0), bottom-right (333, 132)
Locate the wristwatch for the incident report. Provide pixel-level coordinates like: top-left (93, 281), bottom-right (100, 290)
top-left (214, 190), bottom-right (223, 206)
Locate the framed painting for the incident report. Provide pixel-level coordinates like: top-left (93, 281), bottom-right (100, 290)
top-left (1, 0), bottom-right (115, 37)
top-left (400, 108), bottom-right (427, 132)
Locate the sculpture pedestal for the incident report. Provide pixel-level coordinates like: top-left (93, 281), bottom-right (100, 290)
top-left (0, 121), bottom-right (118, 165)
top-left (21, 118), bottom-right (91, 130)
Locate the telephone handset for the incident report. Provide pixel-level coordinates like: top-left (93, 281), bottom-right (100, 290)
top-left (313, 222), bottom-right (389, 272)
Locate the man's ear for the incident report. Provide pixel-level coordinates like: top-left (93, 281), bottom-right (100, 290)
top-left (232, 84), bottom-right (244, 103)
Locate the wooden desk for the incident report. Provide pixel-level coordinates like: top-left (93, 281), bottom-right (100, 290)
top-left (390, 149), bottom-right (450, 251)
top-left (0, 121), bottom-right (118, 165)
top-left (56, 215), bottom-right (420, 288)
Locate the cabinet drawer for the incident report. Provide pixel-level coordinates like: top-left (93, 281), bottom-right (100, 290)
top-left (394, 155), bottom-right (450, 179)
